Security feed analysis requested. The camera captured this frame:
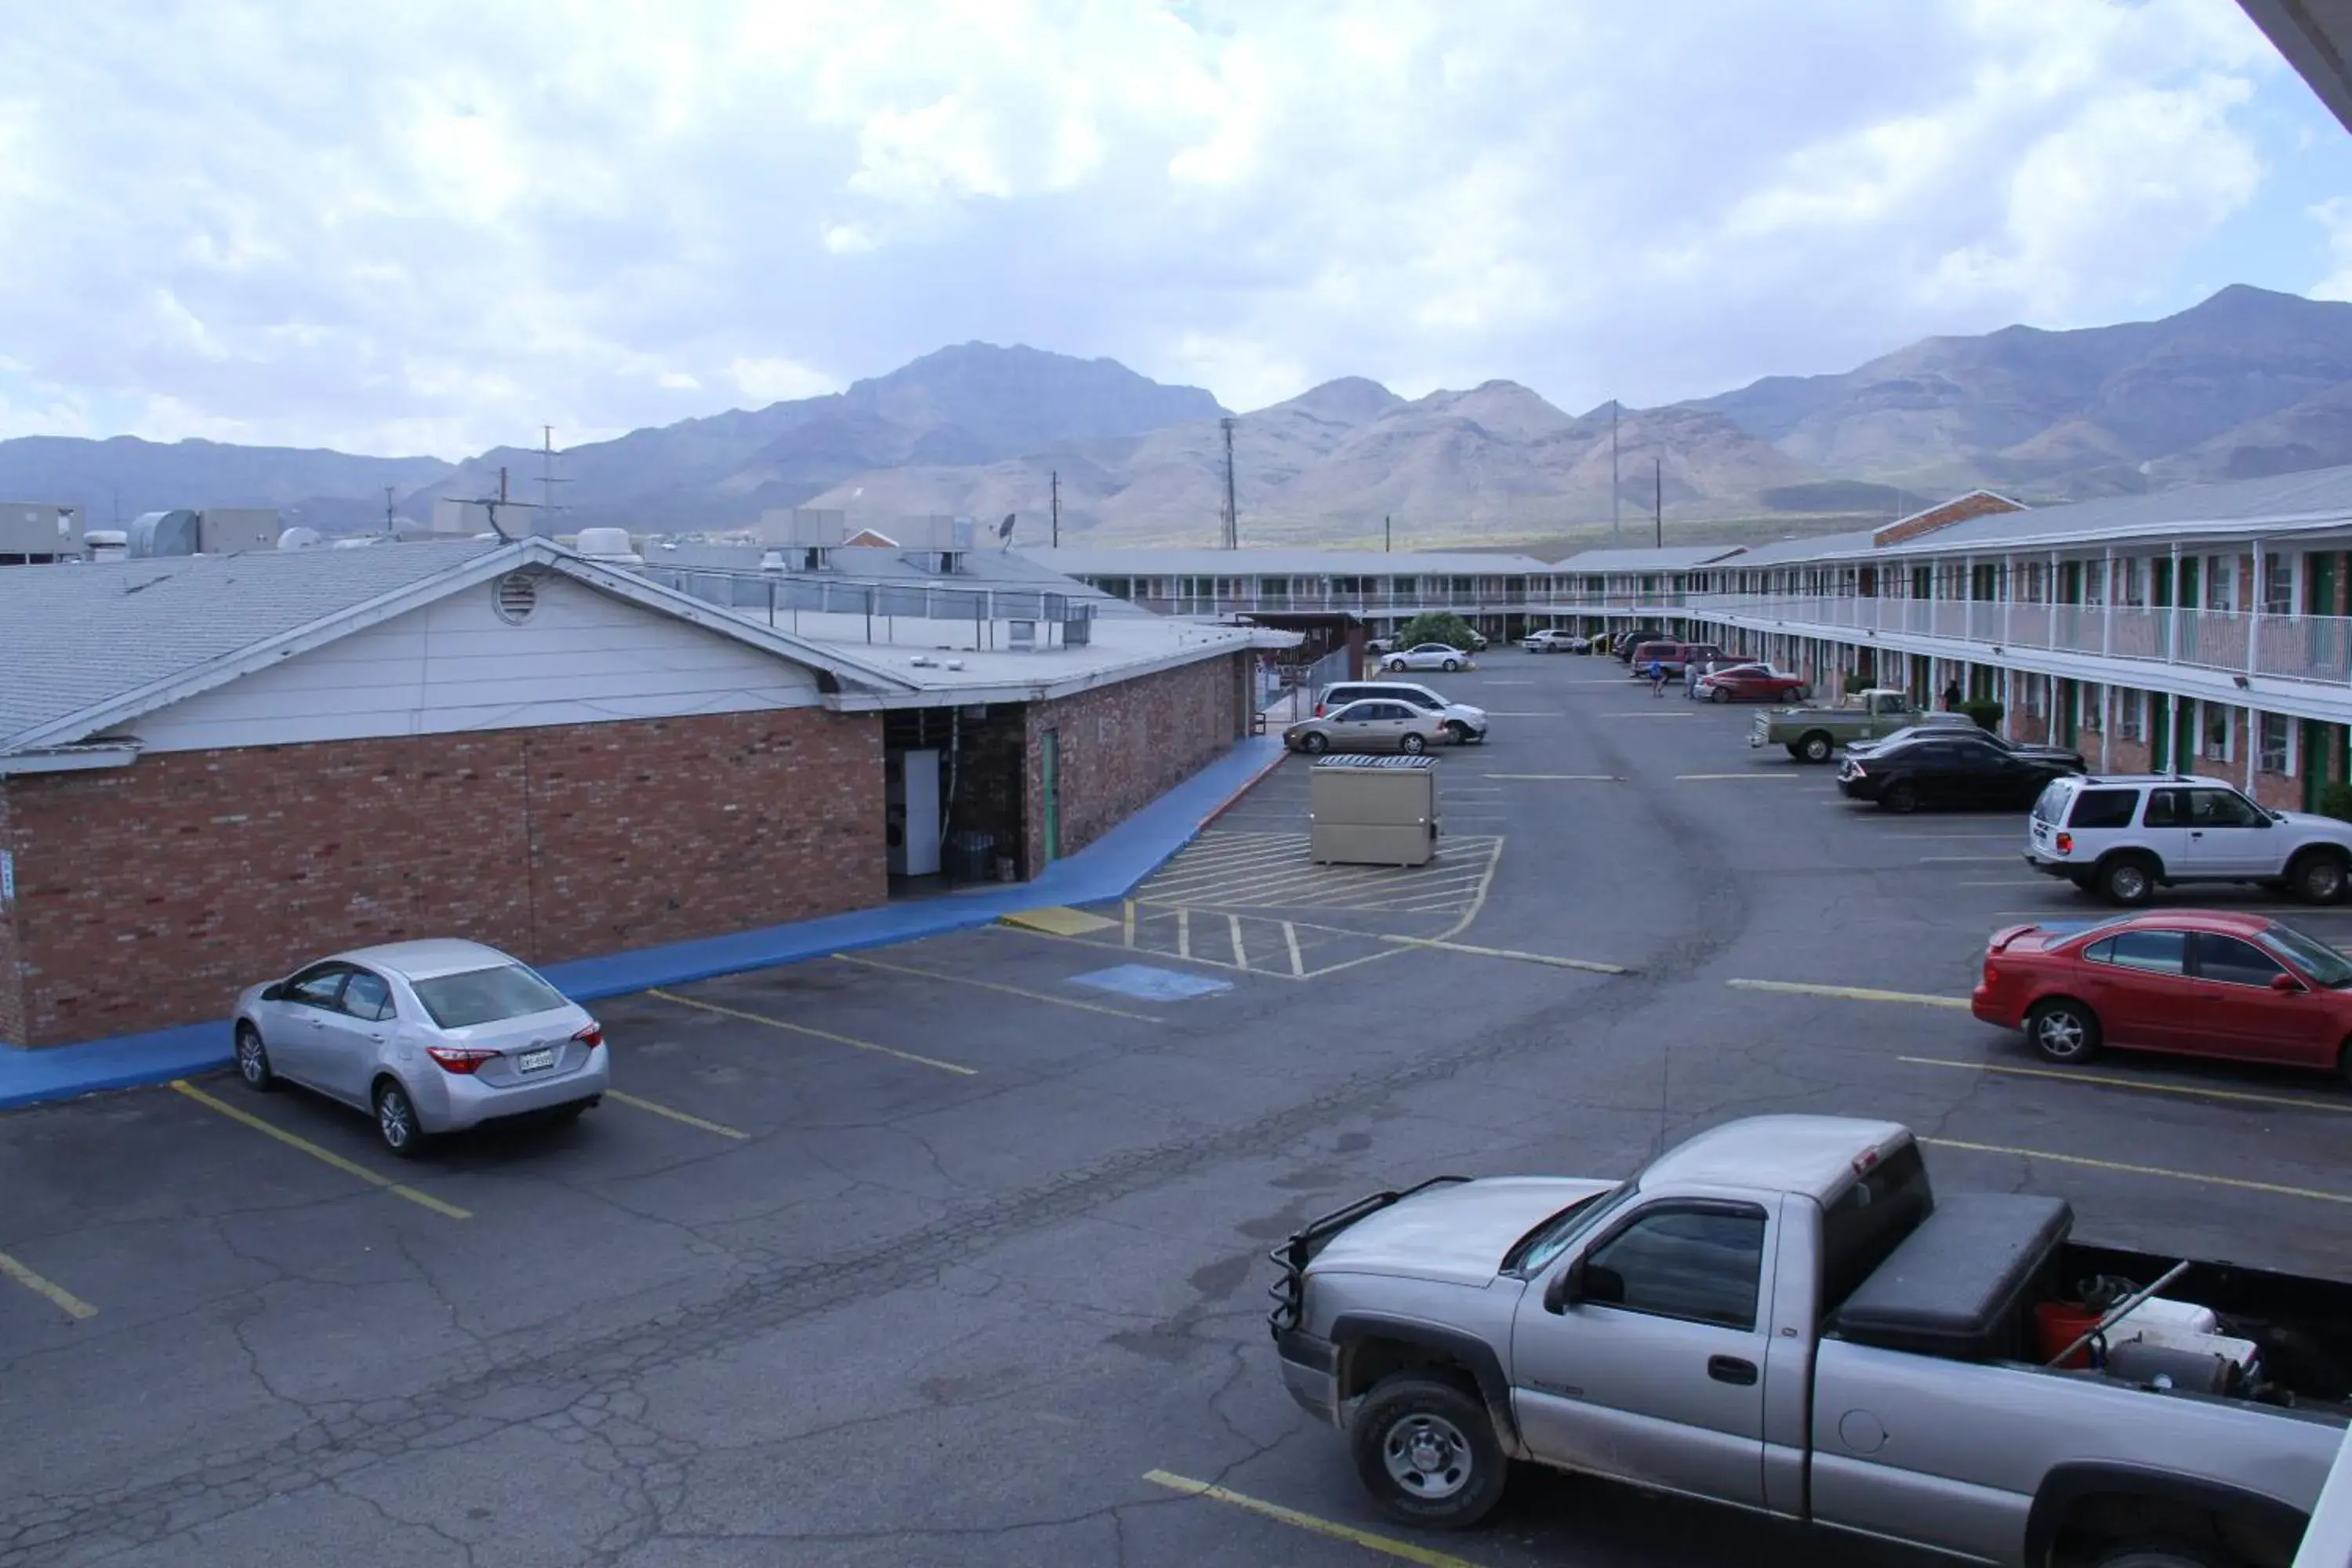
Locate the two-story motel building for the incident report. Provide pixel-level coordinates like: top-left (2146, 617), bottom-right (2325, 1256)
top-left (1027, 464), bottom-right (2352, 813)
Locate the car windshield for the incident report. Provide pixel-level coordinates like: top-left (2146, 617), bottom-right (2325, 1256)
top-left (2257, 924), bottom-right (2352, 988)
top-left (410, 964), bottom-right (571, 1028)
top-left (1505, 1185), bottom-right (1628, 1276)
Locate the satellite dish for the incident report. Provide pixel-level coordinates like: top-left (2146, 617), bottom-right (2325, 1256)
top-left (997, 512), bottom-right (1016, 550)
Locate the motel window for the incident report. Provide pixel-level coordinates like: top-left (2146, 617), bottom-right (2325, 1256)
top-left (2260, 713), bottom-right (2292, 775)
top-left (2120, 560), bottom-right (2147, 608)
top-left (2206, 557), bottom-right (2237, 612)
top-left (2080, 683), bottom-right (2102, 734)
top-left (2263, 556), bottom-right (2296, 616)
top-left (2120, 691), bottom-right (2147, 742)
top-left (2203, 703), bottom-right (2233, 764)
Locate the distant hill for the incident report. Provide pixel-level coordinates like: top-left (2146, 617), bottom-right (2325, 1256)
top-left (16, 288), bottom-right (2352, 547)
top-left (0, 435), bottom-right (452, 530)
top-left (407, 342), bottom-right (1226, 532)
top-left (1687, 285), bottom-right (2352, 499)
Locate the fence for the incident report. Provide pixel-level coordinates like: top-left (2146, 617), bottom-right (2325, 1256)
top-left (1689, 593), bottom-right (2352, 688)
top-left (641, 564), bottom-right (1098, 644)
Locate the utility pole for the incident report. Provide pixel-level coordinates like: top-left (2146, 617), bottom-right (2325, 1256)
top-left (383, 485), bottom-right (397, 537)
top-left (1385, 514), bottom-right (1392, 553)
top-left (1050, 469), bottom-right (1060, 548)
top-left (1219, 416), bottom-right (1240, 549)
top-left (1610, 403), bottom-right (1621, 543)
top-left (1653, 457), bottom-right (1663, 550)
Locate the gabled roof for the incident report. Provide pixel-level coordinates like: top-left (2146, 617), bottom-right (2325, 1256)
top-left (0, 538), bottom-right (919, 757)
top-left (1549, 545), bottom-right (1747, 573)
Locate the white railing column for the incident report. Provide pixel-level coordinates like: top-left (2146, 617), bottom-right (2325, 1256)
top-left (2249, 538), bottom-right (2264, 680)
top-left (2102, 549), bottom-right (2114, 658)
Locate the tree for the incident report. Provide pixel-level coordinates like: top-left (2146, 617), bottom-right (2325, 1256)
top-left (1390, 611), bottom-right (1480, 652)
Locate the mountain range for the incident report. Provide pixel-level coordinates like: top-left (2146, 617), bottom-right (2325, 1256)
top-left (5, 285), bottom-right (2350, 547)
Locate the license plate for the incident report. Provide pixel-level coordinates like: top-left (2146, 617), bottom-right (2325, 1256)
top-left (517, 1047), bottom-right (557, 1073)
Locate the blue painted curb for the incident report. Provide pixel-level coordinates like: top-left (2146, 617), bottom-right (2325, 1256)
top-left (0, 736), bottom-right (1287, 1112)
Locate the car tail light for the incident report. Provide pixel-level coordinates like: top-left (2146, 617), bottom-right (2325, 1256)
top-left (2054, 832), bottom-right (2073, 854)
top-left (425, 1044), bottom-right (499, 1074)
top-left (573, 1022), bottom-right (604, 1049)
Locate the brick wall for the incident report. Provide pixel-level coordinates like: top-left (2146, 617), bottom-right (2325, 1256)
top-left (0, 709), bottom-right (883, 1046)
top-left (1871, 491), bottom-right (2026, 549)
top-left (1023, 653), bottom-right (1247, 870)
top-left (0, 785), bottom-right (22, 1047)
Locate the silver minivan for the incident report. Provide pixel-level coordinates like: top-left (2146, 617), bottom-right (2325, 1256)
top-left (233, 938), bottom-right (608, 1156)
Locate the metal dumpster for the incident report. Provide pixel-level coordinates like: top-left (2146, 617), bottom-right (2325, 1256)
top-left (1308, 754), bottom-right (1439, 866)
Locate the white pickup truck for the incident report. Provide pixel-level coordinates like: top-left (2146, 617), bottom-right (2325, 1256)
top-left (1269, 1116), bottom-right (2351, 1566)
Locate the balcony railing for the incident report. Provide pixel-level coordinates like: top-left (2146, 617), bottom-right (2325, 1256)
top-left (1122, 589), bottom-right (1690, 615)
top-left (1688, 593), bottom-right (2352, 688)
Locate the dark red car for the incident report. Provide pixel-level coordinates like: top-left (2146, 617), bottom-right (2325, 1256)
top-left (1692, 662), bottom-right (1811, 703)
top-left (1970, 909), bottom-right (2352, 1084)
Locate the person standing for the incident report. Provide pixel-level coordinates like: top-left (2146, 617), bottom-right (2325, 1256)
top-left (1942, 677), bottom-right (1964, 712)
top-left (1649, 655), bottom-right (1668, 697)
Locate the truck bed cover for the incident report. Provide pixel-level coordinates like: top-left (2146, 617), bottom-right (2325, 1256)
top-left (1831, 1193), bottom-right (2072, 1361)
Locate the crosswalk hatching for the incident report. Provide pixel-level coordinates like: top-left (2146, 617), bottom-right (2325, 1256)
top-left (1092, 829), bottom-right (1503, 979)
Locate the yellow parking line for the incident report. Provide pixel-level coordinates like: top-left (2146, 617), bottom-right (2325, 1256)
top-left (604, 1090), bottom-right (749, 1140)
top-left (1918, 855), bottom-right (2016, 864)
top-left (1383, 936), bottom-right (1628, 974)
top-left (1899, 1055), bottom-right (2352, 1115)
top-left (169, 1080), bottom-right (472, 1220)
top-left (1727, 978), bottom-right (1970, 1009)
top-left (1678, 772), bottom-right (1800, 781)
top-left (828, 951), bottom-right (1165, 1024)
top-left (1483, 773), bottom-right (1621, 781)
top-left (1141, 1471), bottom-right (1485, 1568)
top-left (1922, 1138), bottom-right (2352, 1207)
top-left (647, 989), bottom-right (976, 1076)
top-left (0, 1250), bottom-right (96, 1321)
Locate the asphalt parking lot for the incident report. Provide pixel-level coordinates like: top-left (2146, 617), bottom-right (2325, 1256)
top-left (6, 650), bottom-right (2351, 1568)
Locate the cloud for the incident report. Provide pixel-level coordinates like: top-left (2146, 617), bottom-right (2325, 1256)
top-left (0, 0), bottom-right (2326, 458)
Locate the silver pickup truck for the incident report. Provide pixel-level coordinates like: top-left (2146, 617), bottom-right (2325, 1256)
top-left (1269, 1116), bottom-right (2352, 1566)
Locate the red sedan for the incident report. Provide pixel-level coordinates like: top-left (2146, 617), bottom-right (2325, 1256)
top-left (1692, 662), bottom-right (1810, 703)
top-left (1971, 909), bottom-right (2352, 1084)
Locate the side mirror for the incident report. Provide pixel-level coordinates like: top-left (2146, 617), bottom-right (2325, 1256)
top-left (1543, 1258), bottom-right (1587, 1314)
top-left (261, 982), bottom-right (286, 1002)
top-left (2270, 972), bottom-right (2305, 994)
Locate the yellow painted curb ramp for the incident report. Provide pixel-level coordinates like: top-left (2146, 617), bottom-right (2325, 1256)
top-left (997, 905), bottom-right (1120, 937)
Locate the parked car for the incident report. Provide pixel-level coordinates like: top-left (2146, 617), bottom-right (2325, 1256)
top-left (1625, 640), bottom-right (1722, 678)
top-left (2026, 772), bottom-right (2352, 906)
top-left (1268, 1113), bottom-right (2350, 1555)
top-left (1691, 662), bottom-right (1809, 703)
top-left (1844, 727), bottom-right (2082, 769)
top-left (1285, 698), bottom-right (1450, 755)
top-left (1610, 629), bottom-right (1669, 661)
top-left (234, 939), bottom-right (608, 1156)
top-left (1519, 630), bottom-right (1585, 654)
top-left (1973, 909), bottom-right (2352, 1082)
top-left (1316, 680), bottom-right (1487, 744)
top-left (1384, 642), bottom-right (1476, 673)
top-left (1837, 731), bottom-right (2083, 812)
top-left (1751, 688), bottom-right (1965, 763)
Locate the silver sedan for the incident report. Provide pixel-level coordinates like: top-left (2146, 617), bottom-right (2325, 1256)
top-left (233, 938), bottom-right (609, 1156)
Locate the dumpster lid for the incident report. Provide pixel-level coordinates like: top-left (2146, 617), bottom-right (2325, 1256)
top-left (1309, 754), bottom-right (1436, 770)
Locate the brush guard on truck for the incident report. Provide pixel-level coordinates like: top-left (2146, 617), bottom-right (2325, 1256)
top-left (1266, 1175), bottom-right (1469, 1338)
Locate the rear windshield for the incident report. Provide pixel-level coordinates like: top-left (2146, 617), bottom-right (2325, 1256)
top-left (2066, 788), bottom-right (2139, 829)
top-left (1819, 1142), bottom-right (1935, 1316)
top-left (2259, 924), bottom-right (2352, 988)
top-left (411, 964), bottom-right (570, 1029)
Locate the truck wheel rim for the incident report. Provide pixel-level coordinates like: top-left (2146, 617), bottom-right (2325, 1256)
top-left (2112, 866), bottom-right (2147, 899)
top-left (1383, 1414), bottom-right (1472, 1499)
top-left (2310, 861), bottom-right (2344, 900)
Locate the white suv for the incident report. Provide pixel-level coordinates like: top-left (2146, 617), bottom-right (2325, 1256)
top-left (2026, 773), bottom-right (2352, 906)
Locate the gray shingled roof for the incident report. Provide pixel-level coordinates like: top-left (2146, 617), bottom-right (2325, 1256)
top-left (1718, 528), bottom-right (1882, 568)
top-left (0, 541), bottom-right (506, 750)
top-left (1867, 464), bottom-right (2352, 557)
top-left (1549, 544), bottom-right (1747, 573)
top-left (1018, 546), bottom-right (1558, 575)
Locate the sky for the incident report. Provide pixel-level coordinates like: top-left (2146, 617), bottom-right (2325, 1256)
top-left (2, 0), bottom-right (2350, 459)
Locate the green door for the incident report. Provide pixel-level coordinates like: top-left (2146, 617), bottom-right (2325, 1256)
top-left (2303, 720), bottom-right (2328, 812)
top-left (1040, 729), bottom-right (1061, 864)
top-left (2151, 694), bottom-right (2171, 771)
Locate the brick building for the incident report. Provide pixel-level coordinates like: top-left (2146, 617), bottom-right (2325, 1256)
top-left (0, 539), bottom-right (1264, 1047)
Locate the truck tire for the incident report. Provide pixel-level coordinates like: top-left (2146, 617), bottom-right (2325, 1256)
top-left (2289, 848), bottom-right (2349, 906)
top-left (1349, 1374), bottom-right (1508, 1530)
top-left (2096, 854), bottom-right (2158, 906)
top-left (2026, 998), bottom-right (2101, 1065)
top-left (2092, 1544), bottom-right (2238, 1568)
top-left (1798, 731), bottom-right (1834, 764)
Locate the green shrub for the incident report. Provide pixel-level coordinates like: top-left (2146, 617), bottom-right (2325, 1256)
top-left (2319, 782), bottom-right (2352, 823)
top-left (1958, 699), bottom-right (2005, 733)
top-left (1391, 611), bottom-right (1480, 652)
top-left (1842, 670), bottom-right (1875, 696)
